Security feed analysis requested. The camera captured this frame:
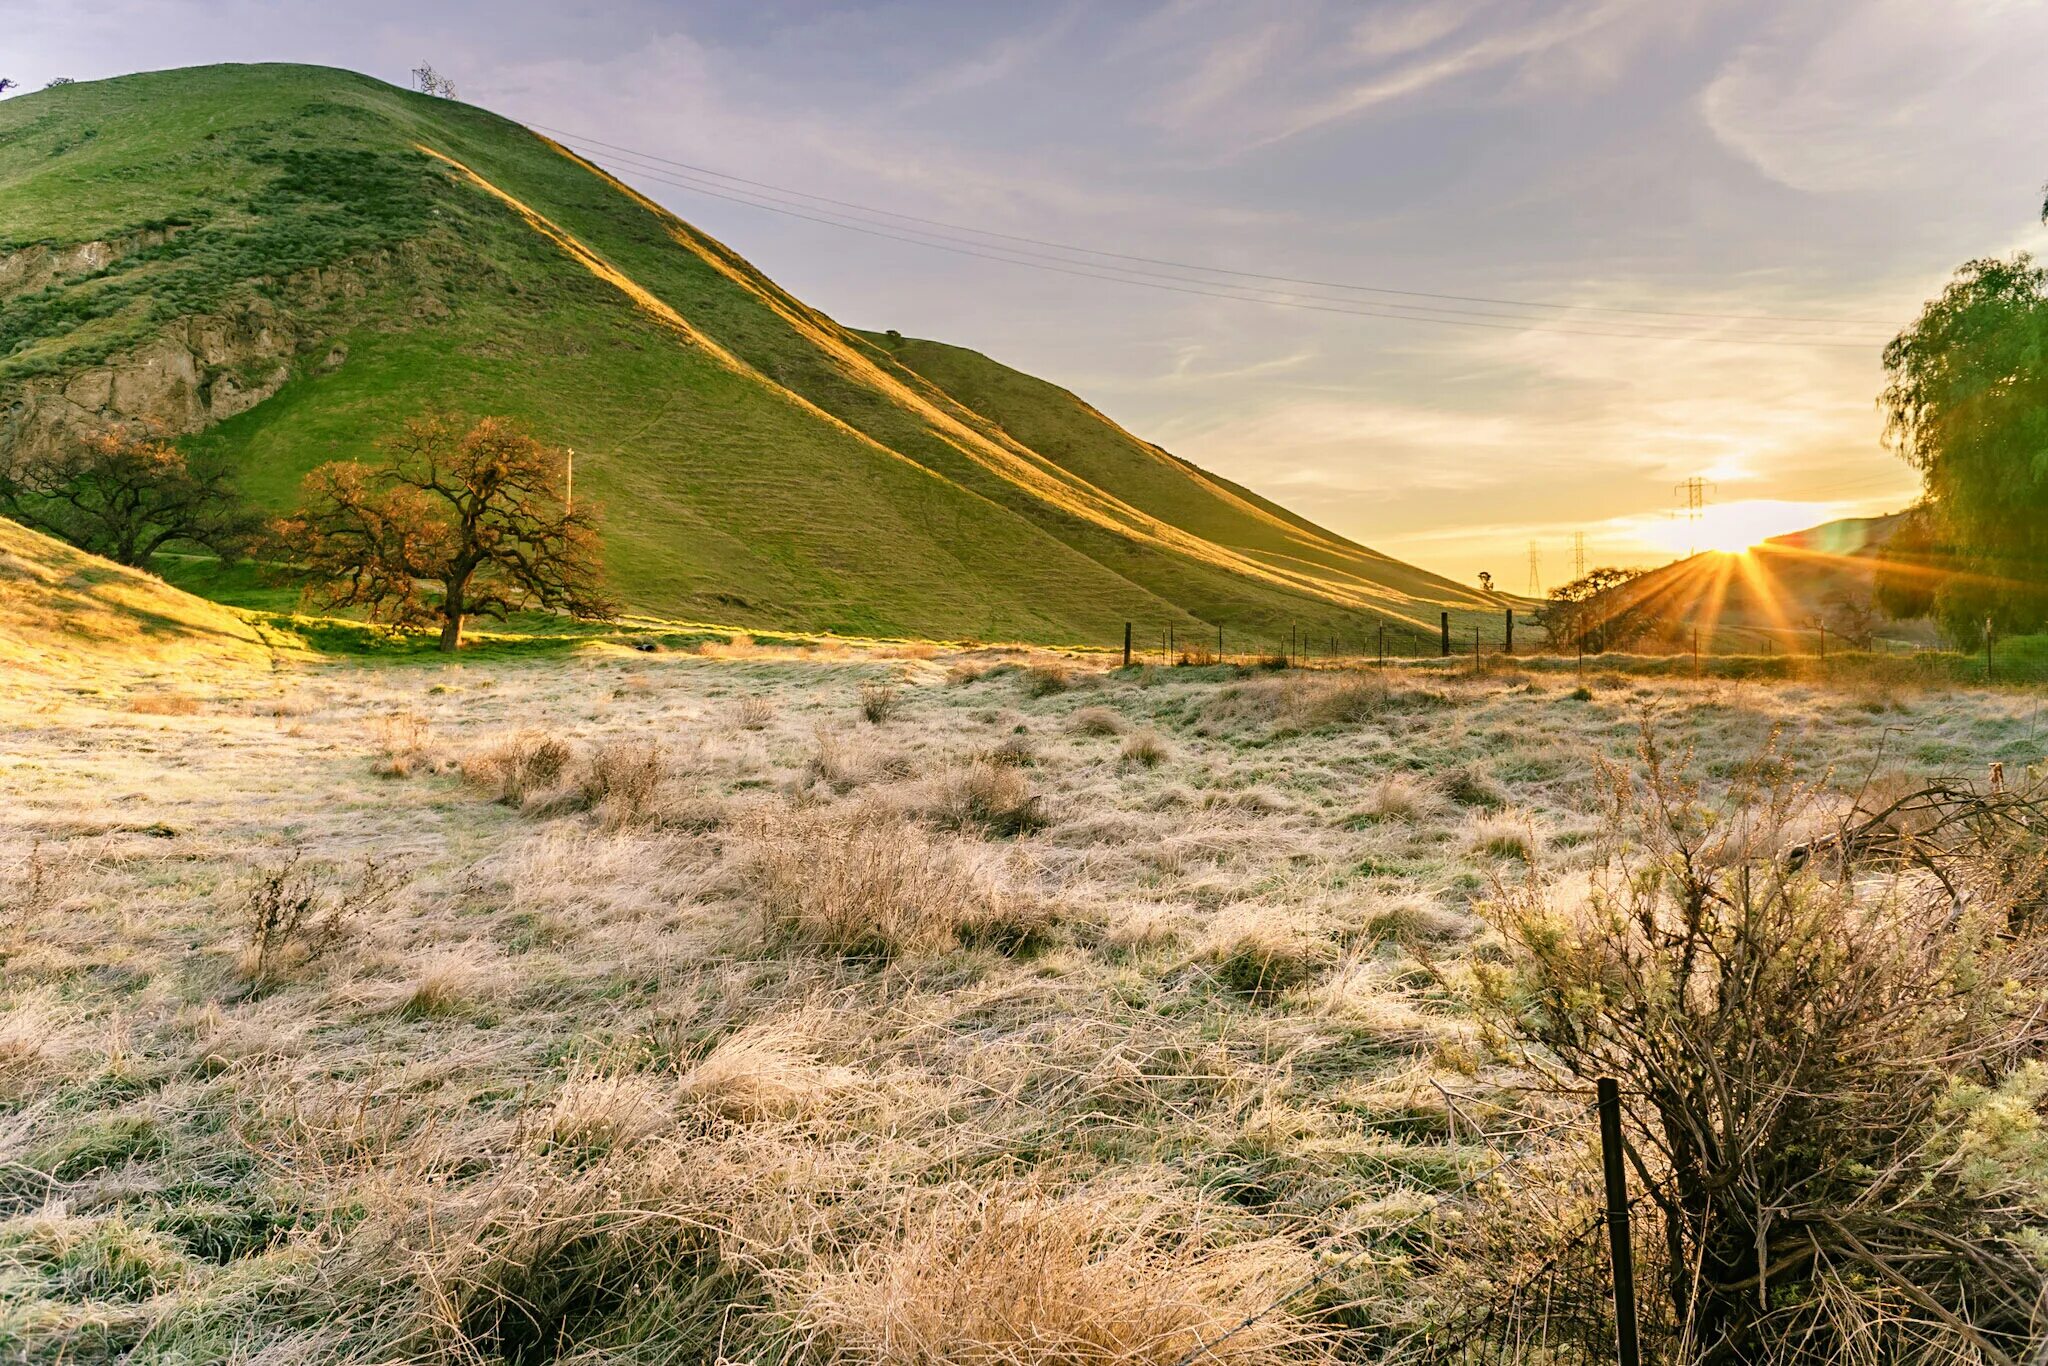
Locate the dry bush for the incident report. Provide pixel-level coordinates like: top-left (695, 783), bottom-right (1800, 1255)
top-left (1022, 663), bottom-right (1072, 698)
top-left (927, 761), bottom-right (1049, 838)
top-left (416, 1144), bottom-right (745, 1364)
top-left (801, 730), bottom-right (884, 796)
top-left (738, 804), bottom-right (1051, 958)
top-left (733, 696), bottom-right (776, 731)
top-left (1068, 706), bottom-right (1127, 737)
top-left (1353, 773), bottom-right (1446, 824)
top-left (393, 954), bottom-right (485, 1020)
top-left (1476, 730), bottom-right (2048, 1364)
top-left (1361, 893), bottom-right (1471, 944)
top-left (127, 691), bottom-right (201, 716)
top-left (859, 682), bottom-right (902, 724)
top-left (946, 661), bottom-right (995, 686)
top-left (1201, 905), bottom-right (1334, 1000)
top-left (578, 739), bottom-right (665, 826)
top-left (788, 1181), bottom-right (1325, 1366)
top-left (543, 1066), bottom-right (674, 1157)
top-left (1439, 763), bottom-right (1506, 811)
top-left (978, 733), bottom-right (1036, 769)
top-left (1464, 811), bottom-right (1539, 862)
top-left (239, 851), bottom-right (403, 990)
top-left (676, 1014), bottom-right (860, 1123)
top-left (1210, 674), bottom-right (1451, 732)
top-left (1120, 730), bottom-right (1169, 769)
top-left (371, 709), bottom-right (452, 778)
top-left (464, 732), bottom-right (573, 806)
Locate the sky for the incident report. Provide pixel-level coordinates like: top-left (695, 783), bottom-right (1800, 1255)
top-left (7, 0), bottom-right (2047, 588)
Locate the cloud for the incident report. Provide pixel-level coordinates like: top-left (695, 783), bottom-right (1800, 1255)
top-left (1700, 0), bottom-right (2048, 195)
top-left (1138, 0), bottom-right (1676, 154)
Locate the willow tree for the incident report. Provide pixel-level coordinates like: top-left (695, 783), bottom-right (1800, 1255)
top-left (276, 414), bottom-right (611, 651)
top-left (1879, 240), bottom-right (2048, 639)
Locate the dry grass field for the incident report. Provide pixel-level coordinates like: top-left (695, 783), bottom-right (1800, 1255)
top-left (4, 640), bottom-right (2045, 1362)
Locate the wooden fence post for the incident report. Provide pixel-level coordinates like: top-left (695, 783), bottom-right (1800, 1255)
top-left (1598, 1078), bottom-right (1643, 1366)
top-left (1123, 622), bottom-right (1131, 669)
top-left (1505, 608), bottom-right (1514, 655)
top-left (1440, 612), bottom-right (1450, 658)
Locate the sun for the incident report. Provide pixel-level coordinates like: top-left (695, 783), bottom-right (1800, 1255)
top-left (1651, 500), bottom-right (1837, 557)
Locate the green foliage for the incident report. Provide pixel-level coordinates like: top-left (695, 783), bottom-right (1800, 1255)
top-left (1879, 250), bottom-right (2048, 639)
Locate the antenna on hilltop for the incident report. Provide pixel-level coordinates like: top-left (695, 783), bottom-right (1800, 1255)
top-left (1674, 477), bottom-right (1714, 554)
top-left (1526, 540), bottom-right (1542, 596)
top-left (411, 62), bottom-right (457, 99)
top-left (1572, 531), bottom-right (1587, 580)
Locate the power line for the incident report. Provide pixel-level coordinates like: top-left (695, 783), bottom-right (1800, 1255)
top-left (525, 120), bottom-right (1900, 331)
top-left (544, 138), bottom-right (1892, 350)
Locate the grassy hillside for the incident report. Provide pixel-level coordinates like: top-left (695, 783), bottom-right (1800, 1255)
top-left (1, 63), bottom-right (1503, 647)
top-left (0, 516), bottom-right (280, 675)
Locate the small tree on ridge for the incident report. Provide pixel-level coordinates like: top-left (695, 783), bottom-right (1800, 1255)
top-left (275, 414), bottom-right (612, 651)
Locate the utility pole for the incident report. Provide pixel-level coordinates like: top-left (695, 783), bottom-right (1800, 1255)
top-left (1674, 477), bottom-right (1714, 555)
top-left (1526, 541), bottom-right (1542, 597)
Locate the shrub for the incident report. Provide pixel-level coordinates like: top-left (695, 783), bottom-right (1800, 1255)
top-left (1120, 730), bottom-right (1169, 769)
top-left (1440, 764), bottom-right (1506, 810)
top-left (465, 733), bottom-right (572, 806)
top-left (1068, 706), bottom-right (1126, 737)
top-left (1203, 907), bottom-right (1332, 1001)
top-left (1476, 731), bottom-right (2048, 1364)
top-left (1352, 773), bottom-right (1445, 824)
top-left (788, 1182), bottom-right (1322, 1366)
top-left (1465, 812), bottom-right (1538, 862)
top-left (739, 806), bottom-right (1045, 958)
top-left (128, 691), bottom-right (201, 716)
top-left (733, 697), bottom-right (775, 731)
top-left (577, 740), bottom-right (664, 826)
top-left (425, 1146), bottom-right (741, 1364)
top-left (1022, 664), bottom-right (1071, 697)
top-left (859, 682), bottom-right (901, 724)
top-left (929, 761), bottom-right (1049, 838)
top-left (979, 734), bottom-right (1036, 769)
top-left (239, 850), bottom-right (402, 990)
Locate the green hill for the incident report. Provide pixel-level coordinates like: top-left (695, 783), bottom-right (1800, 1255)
top-left (1, 62), bottom-right (1502, 647)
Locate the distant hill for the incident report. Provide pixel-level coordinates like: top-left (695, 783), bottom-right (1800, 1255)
top-left (0, 63), bottom-right (1504, 647)
top-left (1622, 512), bottom-right (1938, 647)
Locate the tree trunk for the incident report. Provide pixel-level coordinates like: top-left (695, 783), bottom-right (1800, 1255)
top-left (439, 576), bottom-right (467, 653)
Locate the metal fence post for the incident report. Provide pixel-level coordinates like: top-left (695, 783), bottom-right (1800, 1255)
top-left (1598, 1078), bottom-right (1643, 1366)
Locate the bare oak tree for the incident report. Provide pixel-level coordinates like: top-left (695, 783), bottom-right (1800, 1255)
top-left (274, 414), bottom-right (611, 651)
top-left (0, 429), bottom-right (257, 566)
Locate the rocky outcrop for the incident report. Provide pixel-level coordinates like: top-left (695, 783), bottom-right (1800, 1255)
top-left (0, 246), bottom-right (421, 462)
top-left (0, 227), bottom-right (187, 303)
top-left (1, 301), bottom-right (299, 460)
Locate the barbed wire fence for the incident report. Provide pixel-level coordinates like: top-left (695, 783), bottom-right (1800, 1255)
top-left (1115, 614), bottom-right (2048, 684)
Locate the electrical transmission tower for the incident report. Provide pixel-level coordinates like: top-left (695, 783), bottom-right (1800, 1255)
top-left (1526, 541), bottom-right (1542, 596)
top-left (1572, 531), bottom-right (1587, 579)
top-left (1673, 477), bottom-right (1714, 554)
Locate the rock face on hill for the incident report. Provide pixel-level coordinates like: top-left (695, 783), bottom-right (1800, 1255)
top-left (0, 63), bottom-right (1501, 644)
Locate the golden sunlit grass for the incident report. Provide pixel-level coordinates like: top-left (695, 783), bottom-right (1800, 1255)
top-left (4, 621), bottom-right (2044, 1361)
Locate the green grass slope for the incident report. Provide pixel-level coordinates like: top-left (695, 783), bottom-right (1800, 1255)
top-left (1, 63), bottom-right (1502, 646)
